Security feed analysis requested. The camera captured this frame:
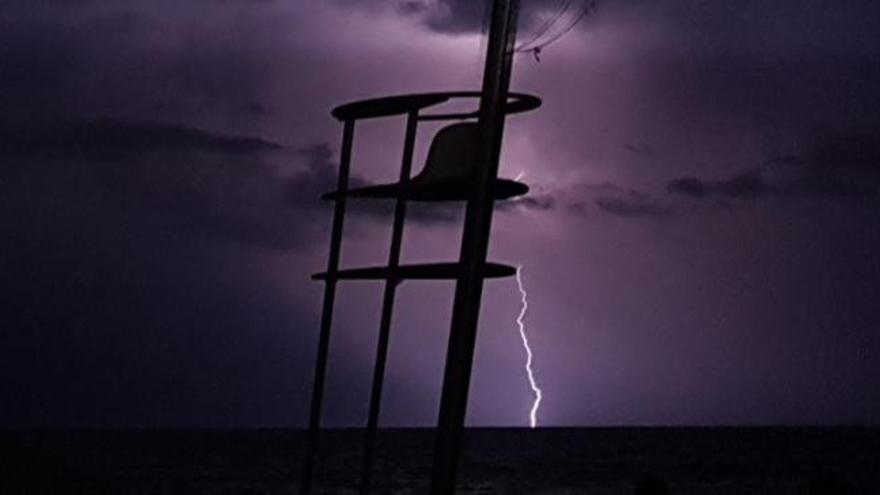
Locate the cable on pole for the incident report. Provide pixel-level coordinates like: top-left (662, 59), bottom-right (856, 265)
top-left (514, 0), bottom-right (572, 52)
top-left (515, 0), bottom-right (596, 60)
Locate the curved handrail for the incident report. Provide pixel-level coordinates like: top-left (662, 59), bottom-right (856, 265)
top-left (331, 91), bottom-right (541, 121)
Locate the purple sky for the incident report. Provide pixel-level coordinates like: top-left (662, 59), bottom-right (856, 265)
top-left (2, 0), bottom-right (879, 428)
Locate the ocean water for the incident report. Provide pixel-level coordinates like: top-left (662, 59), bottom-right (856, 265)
top-left (2, 428), bottom-right (878, 494)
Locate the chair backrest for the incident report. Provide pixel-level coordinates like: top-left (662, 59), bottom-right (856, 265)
top-left (416, 123), bottom-right (480, 183)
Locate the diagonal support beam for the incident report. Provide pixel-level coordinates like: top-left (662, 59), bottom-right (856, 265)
top-left (301, 119), bottom-right (355, 495)
top-left (359, 111), bottom-right (419, 494)
top-left (429, 0), bottom-right (521, 493)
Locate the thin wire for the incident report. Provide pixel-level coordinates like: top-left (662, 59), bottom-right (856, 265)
top-left (516, 0), bottom-right (574, 53)
top-left (514, 0), bottom-right (572, 52)
top-left (526, 0), bottom-right (595, 52)
top-left (526, 0), bottom-right (594, 52)
top-left (516, 0), bottom-right (595, 55)
top-left (515, 0), bottom-right (572, 52)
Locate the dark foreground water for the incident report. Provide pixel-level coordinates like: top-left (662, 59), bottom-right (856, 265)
top-left (2, 428), bottom-right (878, 494)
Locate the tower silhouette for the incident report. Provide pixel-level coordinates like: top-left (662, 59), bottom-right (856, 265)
top-left (301, 1), bottom-right (535, 493)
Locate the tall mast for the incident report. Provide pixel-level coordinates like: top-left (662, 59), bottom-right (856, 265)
top-left (429, 0), bottom-right (520, 493)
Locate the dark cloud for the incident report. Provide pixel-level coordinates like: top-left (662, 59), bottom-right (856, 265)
top-left (419, 0), bottom-right (492, 34)
top-left (284, 144), bottom-right (353, 209)
top-left (594, 195), bottom-right (673, 217)
top-left (1, 126), bottom-right (317, 255)
top-left (811, 132), bottom-right (880, 174)
top-left (668, 133), bottom-right (880, 201)
top-left (507, 181), bottom-right (673, 218)
top-left (624, 142), bottom-right (654, 156)
top-left (500, 194), bottom-right (556, 213)
top-left (586, 183), bottom-right (673, 218)
top-left (396, 1), bottom-right (430, 16)
top-left (1, 120), bottom-right (281, 162)
top-left (329, 0), bottom-right (489, 34)
top-left (667, 177), bottom-right (706, 197)
top-left (342, 0), bottom-right (880, 52)
top-left (0, 2), bottom-right (278, 127)
top-left (0, 3), bottom-right (329, 426)
top-left (668, 173), bottom-right (767, 200)
top-left (335, 0), bottom-right (592, 35)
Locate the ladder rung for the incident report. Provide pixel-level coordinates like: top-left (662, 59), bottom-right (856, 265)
top-left (313, 262), bottom-right (516, 281)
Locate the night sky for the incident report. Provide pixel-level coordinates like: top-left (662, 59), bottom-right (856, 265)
top-left (2, 0), bottom-right (879, 428)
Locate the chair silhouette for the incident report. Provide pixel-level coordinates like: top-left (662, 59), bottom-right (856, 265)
top-left (323, 122), bottom-right (527, 202)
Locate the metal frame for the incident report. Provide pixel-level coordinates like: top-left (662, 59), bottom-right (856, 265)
top-left (304, 3), bottom-right (527, 491)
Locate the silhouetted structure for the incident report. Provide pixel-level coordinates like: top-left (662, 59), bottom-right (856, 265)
top-left (302, 1), bottom-right (537, 493)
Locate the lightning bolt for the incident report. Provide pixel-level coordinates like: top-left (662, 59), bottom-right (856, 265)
top-left (515, 265), bottom-right (543, 428)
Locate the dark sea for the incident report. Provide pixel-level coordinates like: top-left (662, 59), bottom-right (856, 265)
top-left (2, 428), bottom-right (878, 494)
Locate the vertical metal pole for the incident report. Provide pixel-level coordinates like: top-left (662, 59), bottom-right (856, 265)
top-left (358, 111), bottom-right (419, 494)
top-left (429, 0), bottom-right (519, 493)
top-left (302, 119), bottom-right (355, 495)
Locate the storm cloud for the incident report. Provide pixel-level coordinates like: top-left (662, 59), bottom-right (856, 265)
top-left (2, 0), bottom-right (879, 428)
top-left (668, 132), bottom-right (880, 201)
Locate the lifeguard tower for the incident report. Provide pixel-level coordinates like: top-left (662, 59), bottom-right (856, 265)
top-left (302, 1), bottom-right (535, 493)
